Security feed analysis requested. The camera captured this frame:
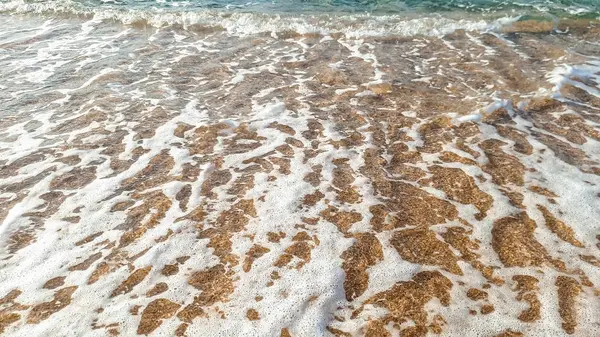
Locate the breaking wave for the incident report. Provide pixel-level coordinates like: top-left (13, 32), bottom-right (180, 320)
top-left (0, 0), bottom-right (522, 37)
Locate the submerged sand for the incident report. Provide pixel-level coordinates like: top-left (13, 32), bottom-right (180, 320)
top-left (0, 15), bottom-right (600, 337)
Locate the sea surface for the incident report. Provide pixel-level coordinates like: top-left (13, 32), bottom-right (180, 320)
top-left (1, 0), bottom-right (600, 337)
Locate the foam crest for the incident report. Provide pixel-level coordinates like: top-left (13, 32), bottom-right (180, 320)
top-left (0, 0), bottom-right (519, 37)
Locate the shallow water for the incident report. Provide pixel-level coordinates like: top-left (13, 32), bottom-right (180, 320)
top-left (0, 1), bottom-right (600, 337)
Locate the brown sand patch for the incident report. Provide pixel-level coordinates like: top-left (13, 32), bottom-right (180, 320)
top-left (176, 184), bottom-right (192, 211)
top-left (174, 123), bottom-right (193, 138)
top-left (42, 277), bottom-right (66, 290)
top-left (390, 151), bottom-right (422, 165)
top-left (320, 206), bottom-right (362, 233)
top-left (273, 254), bottom-right (294, 268)
top-left (481, 304), bottom-right (495, 314)
top-left (243, 245), bottom-right (270, 272)
top-left (88, 262), bottom-right (110, 285)
top-left (111, 201), bottom-right (135, 212)
top-left (427, 165), bottom-right (493, 219)
top-left (439, 227), bottom-right (478, 256)
top-left (137, 298), bottom-right (181, 335)
top-left (267, 231), bottom-right (286, 243)
top-left (441, 227), bottom-right (502, 284)
top-left (483, 108), bottom-right (514, 126)
top-left (197, 199), bottom-right (256, 265)
top-left (303, 190), bottom-right (324, 206)
top-left (246, 309), bottom-right (259, 321)
top-left (226, 124), bottom-right (266, 154)
top-left (178, 265), bottom-right (233, 323)
top-left (285, 241), bottom-right (312, 264)
top-left (50, 167), bottom-right (96, 190)
top-left (417, 116), bottom-right (454, 153)
top-left (479, 139), bottom-right (525, 186)
top-left (6, 228), bottom-right (36, 254)
top-left (27, 286), bottom-right (77, 324)
top-left (579, 255), bottom-right (600, 267)
top-left (0, 152), bottom-right (46, 178)
top-left (0, 289), bottom-right (28, 333)
top-left (268, 122), bottom-right (296, 135)
top-left (456, 139), bottom-right (481, 159)
top-left (146, 283), bottom-right (168, 297)
top-left (496, 125), bottom-right (533, 155)
top-left (338, 131), bottom-right (366, 149)
top-left (176, 206), bottom-right (206, 224)
top-left (391, 228), bottom-right (462, 275)
top-left (270, 157), bottom-right (292, 175)
top-left (177, 163), bottom-right (201, 182)
top-left (326, 326), bottom-right (353, 337)
top-left (332, 158), bottom-right (355, 189)
top-left (24, 191), bottom-right (70, 220)
top-left (492, 213), bottom-right (561, 269)
top-left (302, 119), bottom-right (324, 140)
top-left (200, 169), bottom-right (232, 199)
top-left (439, 151), bottom-right (477, 165)
top-left (532, 131), bottom-right (594, 170)
top-left (176, 256), bottom-right (190, 264)
top-left (388, 163), bottom-right (427, 182)
top-left (292, 231), bottom-right (312, 241)
top-left (55, 155), bottom-right (81, 166)
top-left (69, 252), bottom-right (102, 271)
top-left (528, 186), bottom-right (558, 197)
top-left (537, 205), bottom-right (584, 247)
top-left (199, 229), bottom-right (237, 266)
top-left (364, 319), bottom-right (391, 337)
top-left (556, 276), bottom-right (582, 334)
top-left (189, 124), bottom-right (230, 155)
top-left (355, 271), bottom-right (452, 336)
top-left (466, 288), bottom-right (488, 301)
top-left (161, 264), bottom-right (179, 276)
top-left (336, 187), bottom-right (361, 204)
top-left (512, 275), bottom-right (541, 322)
top-left (341, 233), bottom-right (384, 301)
top-left (286, 137), bottom-right (304, 148)
top-left (111, 266), bottom-right (152, 298)
top-left (370, 179), bottom-right (458, 230)
top-left (118, 191), bottom-right (172, 247)
top-left (501, 189), bottom-right (525, 209)
top-left (368, 83), bottom-right (393, 95)
top-left (175, 323), bottom-right (188, 336)
top-left (0, 313), bottom-right (20, 334)
top-left (276, 144), bottom-right (294, 157)
top-left (50, 110), bottom-right (107, 135)
top-left (561, 84), bottom-right (600, 106)
top-left (303, 165), bottom-right (322, 187)
top-left (315, 68), bottom-right (347, 86)
top-left (556, 113), bottom-right (600, 143)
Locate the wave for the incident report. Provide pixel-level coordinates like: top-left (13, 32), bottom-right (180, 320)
top-left (4, 0), bottom-right (597, 38)
top-left (0, 0), bottom-right (528, 37)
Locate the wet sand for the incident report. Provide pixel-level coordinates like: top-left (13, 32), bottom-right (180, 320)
top-left (1, 14), bottom-right (600, 337)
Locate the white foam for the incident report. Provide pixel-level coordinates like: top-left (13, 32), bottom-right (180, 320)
top-left (0, 0), bottom-right (519, 38)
